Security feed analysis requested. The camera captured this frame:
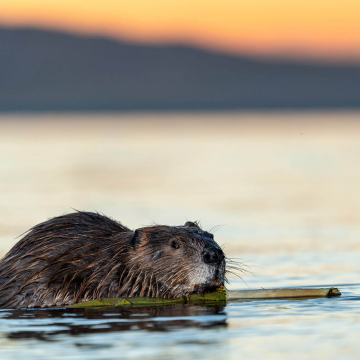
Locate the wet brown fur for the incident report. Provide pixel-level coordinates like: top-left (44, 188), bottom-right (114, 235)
top-left (0, 212), bottom-right (226, 309)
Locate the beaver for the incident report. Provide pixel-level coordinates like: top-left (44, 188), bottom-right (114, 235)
top-left (0, 211), bottom-right (226, 309)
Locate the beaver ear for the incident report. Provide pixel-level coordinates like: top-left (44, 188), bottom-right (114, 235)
top-left (130, 229), bottom-right (141, 247)
top-left (184, 221), bottom-right (200, 229)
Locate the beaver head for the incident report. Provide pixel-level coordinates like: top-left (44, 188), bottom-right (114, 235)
top-left (125, 221), bottom-right (225, 298)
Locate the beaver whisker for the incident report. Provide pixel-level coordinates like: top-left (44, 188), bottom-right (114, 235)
top-left (225, 257), bottom-right (252, 268)
top-left (226, 271), bottom-right (249, 288)
top-left (226, 264), bottom-right (255, 277)
top-left (226, 262), bottom-right (252, 272)
top-left (225, 266), bottom-right (249, 279)
top-left (224, 256), bottom-right (253, 275)
top-left (208, 224), bottom-right (225, 233)
top-left (225, 263), bottom-right (247, 272)
top-left (225, 269), bottom-right (244, 278)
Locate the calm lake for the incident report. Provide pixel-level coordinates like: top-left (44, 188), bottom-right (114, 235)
top-left (0, 111), bottom-right (359, 358)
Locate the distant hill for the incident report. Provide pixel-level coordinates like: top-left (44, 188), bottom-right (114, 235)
top-left (0, 27), bottom-right (360, 112)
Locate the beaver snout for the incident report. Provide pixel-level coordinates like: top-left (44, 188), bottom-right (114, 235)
top-left (202, 246), bottom-right (225, 266)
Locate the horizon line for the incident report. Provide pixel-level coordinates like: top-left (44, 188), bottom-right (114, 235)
top-left (2, 23), bottom-right (360, 67)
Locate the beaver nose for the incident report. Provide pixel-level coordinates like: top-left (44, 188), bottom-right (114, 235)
top-left (202, 247), bottom-right (224, 265)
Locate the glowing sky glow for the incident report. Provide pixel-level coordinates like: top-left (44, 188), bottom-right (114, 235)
top-left (1, 0), bottom-right (359, 62)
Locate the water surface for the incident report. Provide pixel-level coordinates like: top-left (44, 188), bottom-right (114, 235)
top-left (0, 278), bottom-right (358, 359)
top-left (0, 111), bottom-right (359, 358)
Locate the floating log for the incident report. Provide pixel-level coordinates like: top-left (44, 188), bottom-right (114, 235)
top-left (226, 287), bottom-right (341, 301)
top-left (69, 287), bottom-right (340, 308)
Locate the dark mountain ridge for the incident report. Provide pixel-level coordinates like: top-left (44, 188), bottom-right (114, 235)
top-left (0, 27), bottom-right (359, 112)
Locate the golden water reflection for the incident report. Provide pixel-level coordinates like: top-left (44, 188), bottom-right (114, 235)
top-left (0, 111), bottom-right (359, 279)
top-left (0, 111), bottom-right (360, 359)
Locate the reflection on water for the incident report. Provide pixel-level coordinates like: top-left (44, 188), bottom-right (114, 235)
top-left (0, 112), bottom-right (359, 359)
top-left (0, 283), bottom-right (359, 359)
top-left (0, 304), bottom-right (228, 359)
top-left (4, 305), bottom-right (227, 341)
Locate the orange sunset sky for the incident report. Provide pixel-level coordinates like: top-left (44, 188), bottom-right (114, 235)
top-left (1, 0), bottom-right (360, 63)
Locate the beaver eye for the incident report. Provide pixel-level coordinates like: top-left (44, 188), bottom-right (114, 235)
top-left (171, 240), bottom-right (180, 249)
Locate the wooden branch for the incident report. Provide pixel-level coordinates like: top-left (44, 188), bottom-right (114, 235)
top-left (69, 287), bottom-right (340, 308)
